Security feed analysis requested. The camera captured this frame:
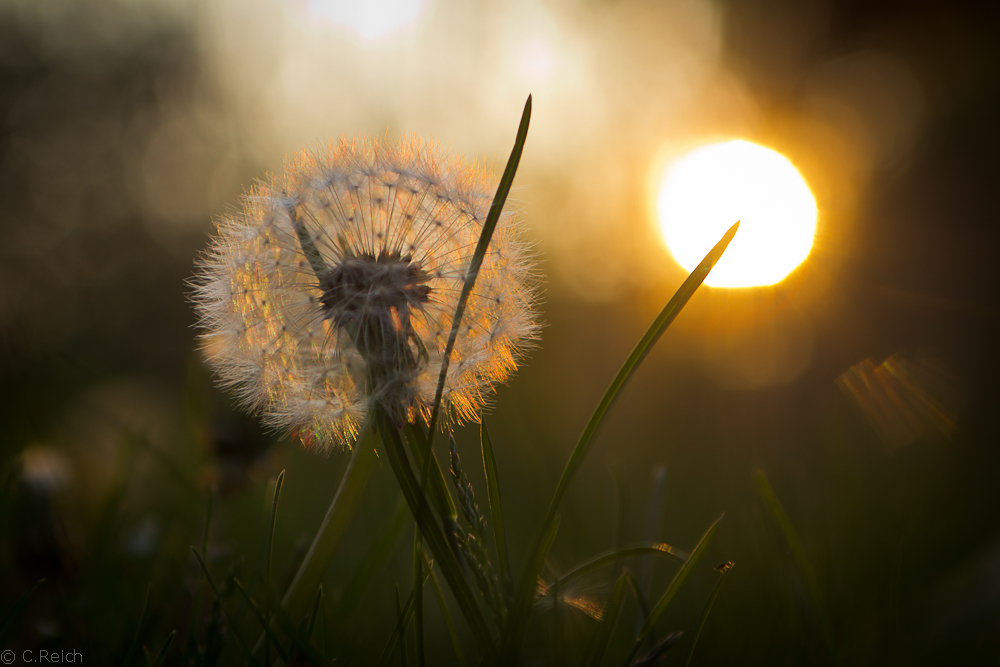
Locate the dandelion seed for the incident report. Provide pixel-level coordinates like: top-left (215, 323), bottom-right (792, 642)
top-left (192, 135), bottom-right (539, 451)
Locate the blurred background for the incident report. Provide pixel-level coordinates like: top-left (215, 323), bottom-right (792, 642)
top-left (1, 0), bottom-right (998, 663)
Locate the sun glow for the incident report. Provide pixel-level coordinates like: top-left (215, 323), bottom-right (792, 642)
top-left (306, 0), bottom-right (425, 40)
top-left (657, 140), bottom-right (817, 288)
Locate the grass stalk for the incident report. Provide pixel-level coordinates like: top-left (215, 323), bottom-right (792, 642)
top-left (682, 561), bottom-right (734, 667)
top-left (279, 422), bottom-right (378, 623)
top-left (501, 222), bottom-right (739, 660)
top-left (756, 470), bottom-right (836, 658)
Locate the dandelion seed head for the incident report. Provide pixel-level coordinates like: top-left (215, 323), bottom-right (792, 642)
top-left (193, 134), bottom-right (540, 452)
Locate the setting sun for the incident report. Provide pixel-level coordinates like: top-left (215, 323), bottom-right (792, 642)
top-left (657, 140), bottom-right (817, 288)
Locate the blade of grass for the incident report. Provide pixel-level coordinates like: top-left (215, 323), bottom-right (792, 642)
top-left (426, 553), bottom-right (468, 667)
top-left (424, 94), bottom-right (532, 447)
top-left (307, 585), bottom-right (324, 641)
top-left (334, 496), bottom-right (409, 620)
top-left (0, 578), bottom-right (44, 640)
top-left (480, 422), bottom-right (511, 585)
top-left (626, 573), bottom-right (655, 644)
top-left (250, 577), bottom-right (333, 667)
top-left (233, 578), bottom-right (289, 663)
top-left (320, 580), bottom-right (330, 660)
top-left (637, 466), bottom-right (667, 635)
top-left (380, 414), bottom-right (495, 656)
top-left (184, 490), bottom-right (213, 661)
top-left (413, 527), bottom-right (425, 667)
top-left (122, 584), bottom-right (151, 667)
top-left (503, 223), bottom-right (740, 660)
top-left (264, 469), bottom-right (285, 667)
top-left (146, 630), bottom-right (176, 667)
top-left (411, 96), bottom-right (531, 623)
top-left (406, 421), bottom-right (466, 572)
top-left (682, 562), bottom-right (734, 667)
top-left (756, 470), bottom-right (835, 656)
top-left (377, 575), bottom-right (428, 667)
top-left (581, 570), bottom-right (633, 667)
top-left (256, 577), bottom-right (335, 667)
top-left (281, 422), bottom-right (378, 623)
top-left (265, 470), bottom-right (284, 586)
top-left (632, 515), bottom-right (724, 654)
top-left (406, 422), bottom-right (458, 521)
top-left (554, 543), bottom-right (687, 592)
top-left (396, 586), bottom-right (411, 667)
top-left (190, 547), bottom-right (257, 666)
top-left (637, 515), bottom-right (723, 640)
top-left (632, 631), bottom-right (684, 666)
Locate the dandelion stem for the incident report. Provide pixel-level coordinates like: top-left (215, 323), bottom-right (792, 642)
top-left (279, 421), bottom-right (378, 623)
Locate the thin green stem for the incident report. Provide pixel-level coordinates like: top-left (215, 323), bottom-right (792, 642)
top-left (756, 470), bottom-right (836, 658)
top-left (501, 222), bottom-right (739, 660)
top-left (264, 470), bottom-right (285, 667)
top-left (413, 527), bottom-right (425, 667)
top-left (424, 95), bottom-right (532, 447)
top-left (280, 422), bottom-right (378, 622)
top-left (379, 411), bottom-right (495, 656)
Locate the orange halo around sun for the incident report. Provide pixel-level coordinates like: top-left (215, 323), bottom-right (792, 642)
top-left (657, 140), bottom-right (818, 288)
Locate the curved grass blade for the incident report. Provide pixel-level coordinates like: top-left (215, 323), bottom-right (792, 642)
top-left (504, 223), bottom-right (740, 659)
top-left (682, 562), bottom-right (734, 667)
top-left (632, 631), bottom-right (684, 667)
top-left (406, 421), bottom-right (465, 573)
top-left (380, 414), bottom-right (495, 656)
top-left (0, 578), bottom-right (44, 640)
top-left (410, 98), bottom-right (531, 621)
top-left (184, 490), bottom-right (213, 660)
top-left (634, 515), bottom-right (724, 646)
top-left (581, 571), bottom-right (633, 667)
top-left (425, 95), bottom-right (532, 445)
top-left (256, 577), bottom-right (335, 667)
top-left (756, 470), bottom-right (835, 656)
top-left (481, 422), bottom-right (511, 584)
top-left (265, 470), bottom-right (284, 582)
top-left (406, 422), bottom-right (458, 520)
top-left (334, 497), bottom-right (409, 620)
top-left (426, 554), bottom-right (469, 667)
top-left (145, 629), bottom-right (176, 667)
top-left (626, 573), bottom-right (655, 644)
top-left (413, 528), bottom-right (425, 667)
top-left (233, 578), bottom-right (289, 663)
top-left (552, 220), bottom-right (738, 503)
top-left (190, 547), bottom-right (257, 666)
top-left (377, 573), bottom-right (429, 667)
top-left (122, 584), bottom-right (151, 667)
top-left (320, 583), bottom-right (330, 659)
top-left (496, 514), bottom-right (561, 663)
top-left (281, 423), bottom-right (378, 622)
top-left (554, 543), bottom-right (686, 592)
top-left (396, 586), bottom-right (411, 667)
top-left (264, 470), bottom-right (285, 666)
top-left (307, 585), bottom-right (324, 640)
top-left (637, 466), bottom-right (667, 634)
